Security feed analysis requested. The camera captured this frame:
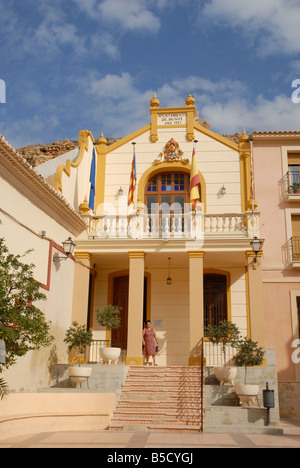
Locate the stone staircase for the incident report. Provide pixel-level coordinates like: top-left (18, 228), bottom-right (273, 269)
top-left (109, 366), bottom-right (204, 433)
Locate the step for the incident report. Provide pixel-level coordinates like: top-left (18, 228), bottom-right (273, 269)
top-left (111, 413), bottom-right (202, 423)
top-left (127, 373), bottom-right (203, 379)
top-left (113, 408), bottom-right (202, 417)
top-left (117, 401), bottom-right (202, 409)
top-left (120, 389), bottom-right (203, 398)
top-left (109, 422), bottom-right (203, 433)
top-left (110, 416), bottom-right (202, 426)
top-left (122, 384), bottom-right (202, 392)
top-left (112, 411), bottom-right (201, 424)
top-left (109, 365), bottom-right (205, 433)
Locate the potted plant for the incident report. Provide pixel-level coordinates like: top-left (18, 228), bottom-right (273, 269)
top-left (64, 321), bottom-right (93, 385)
top-left (233, 337), bottom-right (265, 406)
top-left (291, 183), bottom-right (300, 194)
top-left (97, 305), bottom-right (122, 365)
top-left (205, 320), bottom-right (241, 386)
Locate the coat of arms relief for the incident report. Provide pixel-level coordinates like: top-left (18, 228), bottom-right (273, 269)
top-left (153, 138), bottom-right (189, 165)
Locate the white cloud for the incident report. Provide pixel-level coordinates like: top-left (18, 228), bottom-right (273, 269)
top-left (78, 72), bottom-right (300, 138)
top-left (74, 0), bottom-right (161, 34)
top-left (202, 0), bottom-right (300, 56)
top-left (99, 0), bottom-right (160, 33)
top-left (201, 94), bottom-right (300, 133)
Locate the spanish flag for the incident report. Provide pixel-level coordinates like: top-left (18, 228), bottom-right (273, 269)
top-left (189, 147), bottom-right (201, 209)
top-left (128, 144), bottom-right (137, 207)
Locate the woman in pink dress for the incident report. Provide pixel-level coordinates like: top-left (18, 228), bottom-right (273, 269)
top-left (142, 320), bottom-right (159, 366)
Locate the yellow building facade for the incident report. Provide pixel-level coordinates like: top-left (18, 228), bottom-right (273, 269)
top-left (51, 95), bottom-right (264, 367)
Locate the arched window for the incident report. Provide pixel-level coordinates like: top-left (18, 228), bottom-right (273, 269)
top-left (145, 171), bottom-right (193, 212)
top-left (145, 172), bottom-right (192, 233)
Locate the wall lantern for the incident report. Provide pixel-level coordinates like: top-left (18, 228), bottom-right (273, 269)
top-left (118, 187), bottom-right (124, 197)
top-left (53, 237), bottom-right (76, 262)
top-left (167, 257), bottom-right (172, 285)
top-left (220, 185), bottom-right (226, 195)
top-left (251, 236), bottom-right (262, 263)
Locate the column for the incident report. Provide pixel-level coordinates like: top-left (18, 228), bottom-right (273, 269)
top-left (188, 251), bottom-right (204, 366)
top-left (72, 252), bottom-right (91, 324)
top-left (245, 251), bottom-right (266, 352)
top-left (126, 251), bottom-right (145, 366)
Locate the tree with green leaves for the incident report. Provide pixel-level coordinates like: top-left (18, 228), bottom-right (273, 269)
top-left (204, 320), bottom-right (241, 367)
top-left (97, 305), bottom-right (122, 347)
top-left (0, 234), bottom-right (54, 396)
top-left (233, 337), bottom-right (265, 384)
top-left (64, 322), bottom-right (93, 366)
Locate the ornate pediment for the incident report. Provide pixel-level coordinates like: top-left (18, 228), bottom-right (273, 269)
top-left (153, 138), bottom-right (189, 165)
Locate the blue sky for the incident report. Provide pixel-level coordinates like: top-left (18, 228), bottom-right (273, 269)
top-left (0, 0), bottom-right (300, 148)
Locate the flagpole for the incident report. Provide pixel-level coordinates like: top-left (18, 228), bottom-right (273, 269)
top-left (132, 142), bottom-right (137, 212)
top-left (191, 140), bottom-right (199, 212)
top-left (249, 136), bottom-right (255, 237)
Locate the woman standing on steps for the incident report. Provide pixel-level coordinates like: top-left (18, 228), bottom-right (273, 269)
top-left (142, 320), bottom-right (159, 366)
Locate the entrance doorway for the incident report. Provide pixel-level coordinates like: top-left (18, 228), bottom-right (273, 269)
top-left (112, 275), bottom-right (148, 350)
top-left (204, 274), bottom-right (228, 328)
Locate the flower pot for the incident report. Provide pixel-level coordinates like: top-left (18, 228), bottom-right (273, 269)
top-left (214, 366), bottom-right (237, 386)
top-left (234, 384), bottom-right (260, 406)
top-left (68, 366), bottom-right (92, 384)
top-left (100, 347), bottom-right (121, 365)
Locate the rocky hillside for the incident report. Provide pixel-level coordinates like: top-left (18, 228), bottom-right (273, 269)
top-left (18, 140), bottom-right (79, 167)
top-left (17, 137), bottom-right (121, 167)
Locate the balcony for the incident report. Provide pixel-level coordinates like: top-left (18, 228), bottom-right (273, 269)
top-left (283, 171), bottom-right (300, 201)
top-left (82, 211), bottom-right (259, 241)
top-left (287, 236), bottom-right (300, 266)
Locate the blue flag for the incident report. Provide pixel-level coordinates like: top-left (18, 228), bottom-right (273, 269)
top-left (89, 148), bottom-right (96, 211)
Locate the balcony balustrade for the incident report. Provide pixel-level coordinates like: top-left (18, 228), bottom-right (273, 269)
top-left (82, 211), bottom-right (259, 241)
top-left (287, 236), bottom-right (300, 264)
top-left (283, 171), bottom-right (300, 199)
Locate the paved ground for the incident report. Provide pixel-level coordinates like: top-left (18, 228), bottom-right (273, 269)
top-left (1, 420), bottom-right (299, 449)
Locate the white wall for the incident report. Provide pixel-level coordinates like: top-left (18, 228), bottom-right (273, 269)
top-left (0, 174), bottom-right (76, 392)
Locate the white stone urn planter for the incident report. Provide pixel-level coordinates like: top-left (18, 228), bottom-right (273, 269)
top-left (214, 366), bottom-right (237, 386)
top-left (68, 366), bottom-right (93, 385)
top-left (100, 347), bottom-right (121, 365)
top-left (234, 384), bottom-right (260, 406)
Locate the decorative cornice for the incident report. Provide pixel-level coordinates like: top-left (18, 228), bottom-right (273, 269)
top-left (0, 135), bottom-right (86, 236)
top-left (250, 131), bottom-right (300, 141)
top-left (53, 130), bottom-right (94, 193)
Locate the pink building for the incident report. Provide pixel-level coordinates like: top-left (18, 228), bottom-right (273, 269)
top-left (252, 132), bottom-right (300, 418)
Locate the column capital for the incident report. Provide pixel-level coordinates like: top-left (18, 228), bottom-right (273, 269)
top-left (128, 251), bottom-right (146, 259)
top-left (74, 251), bottom-right (91, 262)
top-left (245, 250), bottom-right (263, 259)
top-left (188, 250), bottom-right (205, 258)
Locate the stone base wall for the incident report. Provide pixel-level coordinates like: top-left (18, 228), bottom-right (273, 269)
top-left (278, 382), bottom-right (300, 420)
